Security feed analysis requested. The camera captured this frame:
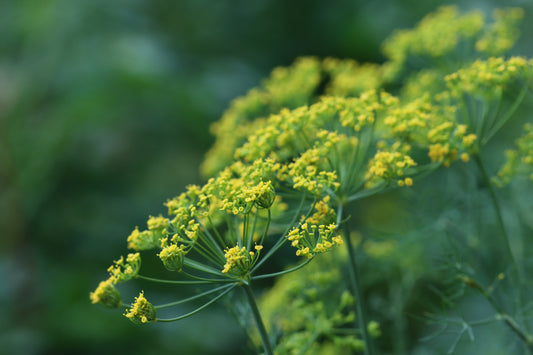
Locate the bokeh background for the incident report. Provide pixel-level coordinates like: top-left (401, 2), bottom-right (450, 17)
top-left (1, 0), bottom-right (532, 354)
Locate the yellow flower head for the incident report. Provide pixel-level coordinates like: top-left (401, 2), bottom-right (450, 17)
top-left (222, 245), bottom-right (260, 276)
top-left (288, 223), bottom-right (342, 259)
top-left (127, 227), bottom-right (159, 251)
top-left (158, 243), bottom-right (186, 272)
top-left (90, 278), bottom-right (122, 308)
top-left (366, 149), bottom-right (416, 188)
top-left (107, 253), bottom-right (141, 283)
top-left (124, 291), bottom-right (157, 324)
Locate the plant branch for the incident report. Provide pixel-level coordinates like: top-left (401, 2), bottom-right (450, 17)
top-left (242, 282), bottom-right (274, 355)
top-left (338, 204), bottom-right (373, 355)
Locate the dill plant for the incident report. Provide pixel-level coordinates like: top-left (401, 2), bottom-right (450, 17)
top-left (91, 6), bottom-right (533, 354)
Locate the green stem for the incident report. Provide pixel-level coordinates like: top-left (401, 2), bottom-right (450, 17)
top-left (251, 196), bottom-right (313, 273)
top-left (463, 276), bottom-right (533, 353)
top-left (483, 84), bottom-right (529, 146)
top-left (184, 258), bottom-right (226, 276)
top-left (474, 154), bottom-right (516, 266)
top-left (137, 274), bottom-right (214, 285)
top-left (181, 270), bottom-right (234, 283)
top-left (196, 218), bottom-right (226, 261)
top-left (252, 259), bottom-right (311, 280)
top-left (157, 284), bottom-right (237, 322)
top-left (339, 204), bottom-right (373, 355)
top-left (242, 282), bottom-right (274, 355)
top-left (155, 284), bottom-right (235, 309)
top-left (247, 207), bottom-right (259, 251)
top-left (498, 314), bottom-right (533, 353)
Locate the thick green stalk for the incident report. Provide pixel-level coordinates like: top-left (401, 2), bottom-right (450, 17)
top-left (242, 282), bottom-right (274, 355)
top-left (339, 204), bottom-right (373, 355)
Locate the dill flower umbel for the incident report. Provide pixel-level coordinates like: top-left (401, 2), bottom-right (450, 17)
top-left (222, 245), bottom-right (263, 276)
top-left (124, 291), bottom-right (157, 324)
top-left (127, 215), bottom-right (170, 251)
top-left (475, 8), bottom-right (524, 56)
top-left (90, 278), bottom-right (122, 308)
top-left (158, 243), bottom-right (186, 272)
top-left (201, 57), bottom-right (323, 177)
top-left (494, 123), bottom-right (533, 186)
top-left (382, 6), bottom-right (485, 79)
top-left (127, 227), bottom-right (159, 251)
top-left (107, 253), bottom-right (141, 283)
top-left (322, 57), bottom-right (383, 97)
top-left (446, 56), bottom-right (533, 100)
top-left (91, 5), bottom-right (533, 353)
top-left (365, 148), bottom-right (417, 187)
top-left (287, 223), bottom-right (342, 259)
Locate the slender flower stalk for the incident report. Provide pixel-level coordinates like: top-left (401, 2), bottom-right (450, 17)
top-left (460, 275), bottom-right (533, 353)
top-left (242, 282), bottom-right (274, 355)
top-left (474, 154), bottom-right (515, 266)
top-left (338, 204), bottom-right (373, 355)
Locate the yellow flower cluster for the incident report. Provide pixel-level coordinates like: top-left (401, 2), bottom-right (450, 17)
top-left (382, 6), bottom-right (485, 79)
top-left (127, 227), bottom-right (159, 251)
top-left (127, 215), bottom-right (169, 251)
top-left (258, 249), bottom-right (363, 354)
top-left (282, 147), bottom-right (340, 196)
top-left (210, 160), bottom-right (278, 215)
top-left (91, 6), bottom-right (533, 339)
top-left (400, 70), bottom-right (443, 101)
top-left (287, 223), bottom-right (342, 259)
top-left (107, 253), bottom-right (141, 283)
top-left (218, 173), bottom-right (276, 214)
top-left (90, 278), bottom-right (122, 308)
top-left (476, 8), bottom-right (524, 56)
top-left (219, 90), bottom-right (392, 180)
top-left (366, 149), bottom-right (417, 187)
top-left (427, 122), bottom-right (477, 166)
top-left (222, 245), bottom-right (263, 276)
top-left (201, 57), bottom-right (322, 177)
top-left (383, 95), bottom-right (434, 144)
top-left (339, 96), bottom-right (375, 132)
top-left (446, 57), bottom-right (533, 99)
top-left (323, 57), bottom-right (383, 97)
top-left (158, 243), bottom-right (186, 272)
top-left (124, 291), bottom-right (157, 324)
top-left (234, 92), bottom-right (395, 198)
top-left (494, 123), bottom-right (533, 186)
top-left (305, 196), bottom-right (337, 226)
top-left (91, 255), bottom-right (140, 309)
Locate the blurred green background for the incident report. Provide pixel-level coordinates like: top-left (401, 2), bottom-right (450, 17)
top-left (1, 1), bottom-right (532, 354)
